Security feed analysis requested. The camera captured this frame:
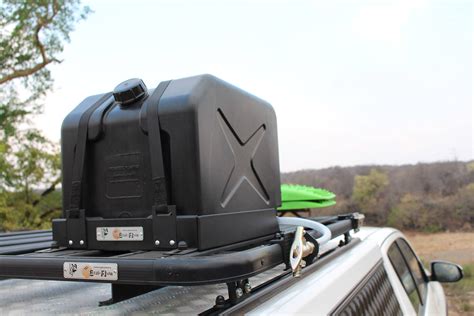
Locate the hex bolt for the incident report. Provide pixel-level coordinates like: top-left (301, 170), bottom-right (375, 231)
top-left (244, 283), bottom-right (251, 294)
top-left (169, 240), bottom-right (176, 246)
top-left (155, 240), bottom-right (160, 246)
top-left (236, 288), bottom-right (243, 298)
top-left (79, 240), bottom-right (84, 245)
top-left (68, 240), bottom-right (73, 245)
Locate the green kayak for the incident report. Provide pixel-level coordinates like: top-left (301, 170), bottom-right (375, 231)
top-left (278, 184), bottom-right (336, 211)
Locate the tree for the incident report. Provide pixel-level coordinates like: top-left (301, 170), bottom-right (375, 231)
top-left (0, 0), bottom-right (90, 231)
top-left (352, 169), bottom-right (389, 224)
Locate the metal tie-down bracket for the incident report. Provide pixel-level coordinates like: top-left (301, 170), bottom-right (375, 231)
top-left (290, 226), bottom-right (316, 277)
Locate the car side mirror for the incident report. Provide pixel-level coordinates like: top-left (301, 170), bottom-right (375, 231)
top-left (430, 260), bottom-right (464, 283)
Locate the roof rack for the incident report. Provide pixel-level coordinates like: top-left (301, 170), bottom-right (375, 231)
top-left (0, 230), bottom-right (53, 255)
top-left (0, 213), bottom-right (364, 307)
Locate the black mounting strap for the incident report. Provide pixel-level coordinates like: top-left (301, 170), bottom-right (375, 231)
top-left (69, 92), bottom-right (113, 211)
top-left (146, 80), bottom-right (171, 208)
top-left (67, 92), bottom-right (113, 248)
top-left (145, 81), bottom-right (177, 249)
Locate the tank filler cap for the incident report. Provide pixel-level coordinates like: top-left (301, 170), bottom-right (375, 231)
top-left (113, 78), bottom-right (148, 105)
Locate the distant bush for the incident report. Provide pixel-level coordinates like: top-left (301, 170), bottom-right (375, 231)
top-left (282, 160), bottom-right (474, 231)
top-left (352, 169), bottom-right (389, 225)
top-left (0, 190), bottom-right (61, 231)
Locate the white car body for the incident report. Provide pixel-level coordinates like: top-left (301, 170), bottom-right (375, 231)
top-left (246, 227), bottom-right (447, 315)
top-left (0, 226), bottom-right (452, 315)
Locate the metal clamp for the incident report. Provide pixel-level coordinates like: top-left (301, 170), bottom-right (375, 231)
top-left (290, 226), bottom-right (315, 277)
top-left (64, 209), bottom-right (87, 249)
top-left (351, 212), bottom-right (365, 232)
top-left (152, 204), bottom-right (177, 249)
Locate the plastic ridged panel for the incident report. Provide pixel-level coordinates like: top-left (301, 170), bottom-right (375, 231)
top-left (278, 184), bottom-right (336, 211)
top-left (332, 261), bottom-right (402, 316)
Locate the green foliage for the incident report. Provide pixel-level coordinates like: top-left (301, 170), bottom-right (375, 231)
top-left (352, 169), bottom-right (389, 224)
top-left (0, 128), bottom-right (62, 231)
top-left (1, 1), bottom-right (90, 136)
top-left (387, 194), bottom-right (442, 232)
top-left (387, 185), bottom-right (474, 232)
top-left (453, 183), bottom-right (474, 225)
top-left (352, 169), bottom-right (389, 205)
top-left (0, 0), bottom-right (90, 231)
top-left (444, 263), bottom-right (474, 313)
top-left (283, 161), bottom-right (474, 231)
top-left (0, 190), bottom-right (62, 230)
top-left (467, 161), bottom-right (474, 173)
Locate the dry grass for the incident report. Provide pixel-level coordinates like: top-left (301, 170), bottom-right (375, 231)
top-left (405, 232), bottom-right (474, 265)
top-left (405, 231), bottom-right (474, 315)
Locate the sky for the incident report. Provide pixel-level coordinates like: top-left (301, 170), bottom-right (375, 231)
top-left (36, 0), bottom-right (473, 172)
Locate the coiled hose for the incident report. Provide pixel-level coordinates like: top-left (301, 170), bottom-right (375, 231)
top-left (277, 217), bottom-right (332, 245)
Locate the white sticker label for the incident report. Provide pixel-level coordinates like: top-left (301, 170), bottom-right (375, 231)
top-left (96, 226), bottom-right (143, 241)
top-left (63, 262), bottom-right (118, 281)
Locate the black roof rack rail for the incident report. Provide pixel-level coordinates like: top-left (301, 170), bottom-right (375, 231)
top-left (0, 230), bottom-right (53, 255)
top-left (0, 213), bottom-right (364, 306)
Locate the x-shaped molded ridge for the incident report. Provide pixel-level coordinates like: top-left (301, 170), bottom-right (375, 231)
top-left (217, 109), bottom-right (269, 207)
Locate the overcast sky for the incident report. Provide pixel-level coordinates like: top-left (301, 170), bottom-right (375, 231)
top-left (36, 0), bottom-right (473, 172)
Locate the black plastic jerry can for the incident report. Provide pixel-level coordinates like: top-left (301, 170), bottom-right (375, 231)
top-left (54, 74), bottom-right (281, 251)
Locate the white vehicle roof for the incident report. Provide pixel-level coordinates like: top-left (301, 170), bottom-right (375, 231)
top-left (241, 227), bottom-right (399, 315)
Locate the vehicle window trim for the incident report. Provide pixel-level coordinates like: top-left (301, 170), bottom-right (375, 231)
top-left (396, 238), bottom-right (429, 282)
top-left (387, 241), bottom-right (424, 308)
top-left (395, 239), bottom-right (428, 304)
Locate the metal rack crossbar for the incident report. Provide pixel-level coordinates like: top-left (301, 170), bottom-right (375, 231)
top-left (0, 213), bottom-right (364, 306)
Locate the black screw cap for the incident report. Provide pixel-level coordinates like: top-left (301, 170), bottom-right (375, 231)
top-left (113, 78), bottom-right (148, 105)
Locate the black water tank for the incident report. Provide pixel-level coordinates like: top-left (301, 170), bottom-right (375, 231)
top-left (57, 74), bottom-right (281, 250)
